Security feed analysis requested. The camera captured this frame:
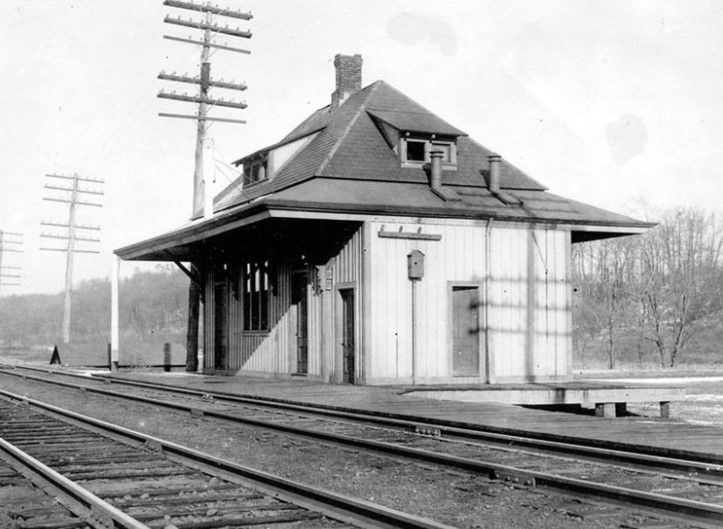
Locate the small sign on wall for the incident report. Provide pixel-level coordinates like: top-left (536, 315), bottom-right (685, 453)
top-left (407, 250), bottom-right (425, 280)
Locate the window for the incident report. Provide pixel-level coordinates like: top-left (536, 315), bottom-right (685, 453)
top-left (431, 140), bottom-right (452, 163)
top-left (405, 139), bottom-right (426, 162)
top-left (243, 158), bottom-right (267, 186)
top-left (400, 135), bottom-right (457, 166)
top-left (243, 261), bottom-right (269, 331)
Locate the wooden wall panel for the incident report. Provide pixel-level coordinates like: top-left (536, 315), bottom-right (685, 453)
top-left (369, 220), bottom-right (571, 384)
top-left (222, 226), bottom-right (364, 379)
top-left (331, 227), bottom-right (364, 380)
top-left (368, 221), bottom-right (486, 383)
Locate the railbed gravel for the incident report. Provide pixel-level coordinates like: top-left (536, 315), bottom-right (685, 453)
top-left (0, 375), bottom-right (705, 529)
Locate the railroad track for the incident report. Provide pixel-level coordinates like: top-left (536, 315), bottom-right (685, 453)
top-left (2, 364), bottom-right (723, 527)
top-left (0, 389), bottom-right (454, 529)
top-left (0, 442), bottom-right (101, 528)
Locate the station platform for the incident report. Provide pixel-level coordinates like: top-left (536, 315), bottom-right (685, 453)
top-left (92, 370), bottom-right (723, 458)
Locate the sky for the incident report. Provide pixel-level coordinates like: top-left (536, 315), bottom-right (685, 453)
top-left (1, 1), bottom-right (722, 296)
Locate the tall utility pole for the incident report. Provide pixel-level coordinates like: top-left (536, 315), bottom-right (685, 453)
top-left (159, 0), bottom-right (252, 219)
top-left (41, 173), bottom-right (103, 347)
top-left (158, 0), bottom-right (252, 372)
top-left (0, 230), bottom-right (23, 293)
top-left (0, 230), bottom-right (23, 347)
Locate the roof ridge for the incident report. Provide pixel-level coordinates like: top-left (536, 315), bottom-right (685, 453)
top-left (315, 81), bottom-right (382, 176)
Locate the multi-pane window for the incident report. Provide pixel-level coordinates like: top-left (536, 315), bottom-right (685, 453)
top-left (400, 136), bottom-right (457, 166)
top-left (243, 261), bottom-right (269, 331)
top-left (243, 159), bottom-right (267, 186)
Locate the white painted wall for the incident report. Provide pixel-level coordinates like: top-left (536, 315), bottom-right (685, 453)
top-left (367, 219), bottom-right (570, 384)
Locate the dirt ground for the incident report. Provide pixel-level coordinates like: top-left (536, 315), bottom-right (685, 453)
top-left (0, 375), bottom-right (698, 529)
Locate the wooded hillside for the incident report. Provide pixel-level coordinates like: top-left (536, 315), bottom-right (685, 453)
top-left (0, 265), bottom-right (188, 364)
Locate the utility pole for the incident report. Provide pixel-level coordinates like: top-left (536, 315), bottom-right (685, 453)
top-left (0, 230), bottom-right (23, 348)
top-left (0, 230), bottom-right (23, 292)
top-left (158, 0), bottom-right (252, 372)
top-left (41, 173), bottom-right (103, 347)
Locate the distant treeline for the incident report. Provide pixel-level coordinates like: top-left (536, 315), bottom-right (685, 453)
top-left (572, 206), bottom-right (722, 369)
top-left (0, 265), bottom-right (188, 348)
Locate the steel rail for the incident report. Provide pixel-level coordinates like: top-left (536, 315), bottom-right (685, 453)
top-left (0, 388), bottom-right (455, 529)
top-left (4, 364), bottom-right (722, 473)
top-left (0, 436), bottom-right (149, 529)
top-left (3, 368), bottom-right (723, 524)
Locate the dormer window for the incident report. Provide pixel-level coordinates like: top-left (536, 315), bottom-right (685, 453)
top-left (243, 157), bottom-right (267, 186)
top-left (400, 134), bottom-right (457, 168)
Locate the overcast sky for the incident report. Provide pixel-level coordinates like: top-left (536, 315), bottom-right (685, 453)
top-left (1, 1), bottom-right (722, 296)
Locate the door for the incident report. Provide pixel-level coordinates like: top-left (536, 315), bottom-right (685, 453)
top-left (214, 274), bottom-right (229, 371)
top-left (452, 286), bottom-right (479, 376)
top-left (339, 289), bottom-right (355, 383)
top-left (291, 273), bottom-right (308, 374)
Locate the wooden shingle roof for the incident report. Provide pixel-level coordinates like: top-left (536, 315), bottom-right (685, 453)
top-left (117, 79), bottom-right (653, 260)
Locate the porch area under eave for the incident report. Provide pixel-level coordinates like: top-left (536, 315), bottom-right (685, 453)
top-left (112, 217), bottom-right (365, 380)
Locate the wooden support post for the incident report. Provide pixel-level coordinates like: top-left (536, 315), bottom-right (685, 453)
top-left (163, 343), bottom-right (171, 372)
top-left (319, 260), bottom-right (335, 382)
top-left (110, 254), bottom-right (120, 372)
top-left (186, 263), bottom-right (200, 372)
top-left (595, 402), bottom-right (616, 418)
top-left (660, 401), bottom-right (671, 419)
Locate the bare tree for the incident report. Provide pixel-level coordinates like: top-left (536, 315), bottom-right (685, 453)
top-left (640, 208), bottom-right (720, 367)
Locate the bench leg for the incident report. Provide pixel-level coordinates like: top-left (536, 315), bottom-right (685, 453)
top-left (660, 401), bottom-right (671, 419)
top-left (595, 402), bottom-right (616, 418)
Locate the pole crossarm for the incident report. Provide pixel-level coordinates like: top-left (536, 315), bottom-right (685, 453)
top-left (158, 72), bottom-right (247, 91)
top-left (158, 112), bottom-right (247, 124)
top-left (40, 247), bottom-right (100, 254)
top-left (0, 248), bottom-right (22, 253)
top-left (0, 266), bottom-right (21, 270)
top-left (0, 231), bottom-right (22, 237)
top-left (162, 35), bottom-right (250, 54)
top-left (0, 283), bottom-right (20, 287)
top-left (44, 184), bottom-right (104, 196)
top-left (40, 233), bottom-right (101, 243)
top-left (0, 274), bottom-right (21, 278)
top-left (158, 91), bottom-right (247, 109)
top-left (164, 0), bottom-right (253, 20)
top-left (41, 221), bottom-right (101, 231)
top-left (164, 16), bottom-right (251, 38)
top-left (43, 197), bottom-right (103, 207)
top-left (45, 173), bottom-right (105, 184)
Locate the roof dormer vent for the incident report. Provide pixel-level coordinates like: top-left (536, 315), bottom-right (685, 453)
top-left (331, 54), bottom-right (362, 108)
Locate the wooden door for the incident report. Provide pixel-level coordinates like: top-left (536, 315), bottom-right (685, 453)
top-left (340, 289), bottom-right (355, 383)
top-left (291, 273), bottom-right (308, 374)
top-left (214, 276), bottom-right (229, 371)
top-left (452, 286), bottom-right (479, 376)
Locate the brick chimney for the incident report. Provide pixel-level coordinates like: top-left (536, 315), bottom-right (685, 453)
top-left (331, 54), bottom-right (362, 108)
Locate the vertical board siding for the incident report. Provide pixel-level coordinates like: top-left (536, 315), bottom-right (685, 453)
top-left (232, 262), bottom-right (292, 374)
top-left (332, 227), bottom-right (364, 379)
top-left (369, 222), bottom-right (485, 382)
top-left (369, 220), bottom-right (571, 383)
top-left (222, 226), bottom-right (364, 379)
top-left (490, 226), bottom-right (568, 380)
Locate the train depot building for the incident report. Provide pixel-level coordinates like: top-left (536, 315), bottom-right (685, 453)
top-left (116, 55), bottom-right (654, 388)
